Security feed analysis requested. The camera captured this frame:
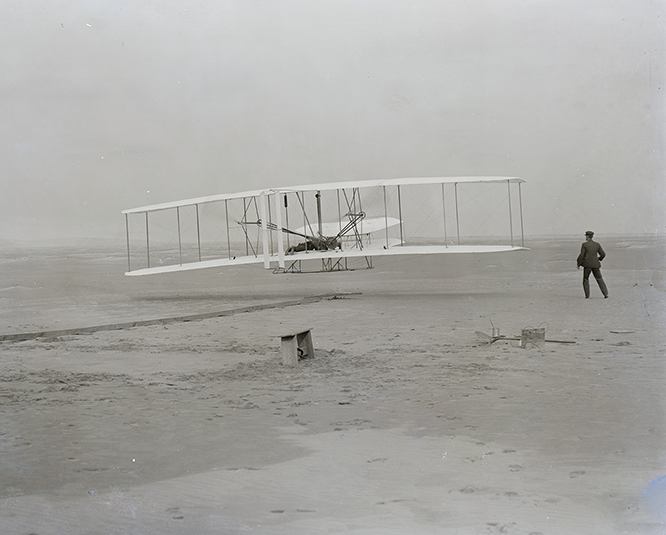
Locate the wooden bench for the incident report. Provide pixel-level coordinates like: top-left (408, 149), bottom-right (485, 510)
top-left (280, 328), bottom-right (314, 366)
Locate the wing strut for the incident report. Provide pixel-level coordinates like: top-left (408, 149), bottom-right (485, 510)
top-left (225, 199), bottom-right (231, 259)
top-left (316, 190), bottom-right (323, 237)
top-left (454, 182), bottom-right (460, 245)
top-left (383, 186), bottom-right (389, 249)
top-left (259, 192), bottom-right (270, 269)
top-left (239, 198), bottom-right (258, 258)
top-left (441, 183), bottom-right (448, 248)
top-left (177, 206), bottom-right (182, 265)
top-left (507, 179), bottom-right (514, 247)
top-left (145, 213), bottom-right (151, 268)
top-left (273, 191), bottom-right (285, 270)
top-left (195, 204), bottom-right (202, 262)
top-left (125, 213), bottom-right (131, 272)
top-left (397, 185), bottom-right (404, 246)
top-left (519, 182), bottom-right (525, 247)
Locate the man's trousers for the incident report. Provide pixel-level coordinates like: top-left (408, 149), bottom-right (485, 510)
top-left (583, 267), bottom-right (608, 298)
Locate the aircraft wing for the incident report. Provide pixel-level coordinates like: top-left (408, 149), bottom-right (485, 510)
top-left (125, 255), bottom-right (265, 276)
top-left (125, 244), bottom-right (528, 276)
top-left (122, 176), bottom-right (528, 275)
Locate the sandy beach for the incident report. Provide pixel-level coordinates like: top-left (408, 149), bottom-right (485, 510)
top-left (0, 236), bottom-right (664, 534)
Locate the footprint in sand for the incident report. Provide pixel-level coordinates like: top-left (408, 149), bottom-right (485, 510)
top-left (167, 506), bottom-right (184, 520)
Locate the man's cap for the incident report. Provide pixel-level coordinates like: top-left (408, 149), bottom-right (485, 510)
top-left (585, 230), bottom-right (594, 237)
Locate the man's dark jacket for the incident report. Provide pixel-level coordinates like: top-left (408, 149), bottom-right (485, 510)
top-left (577, 240), bottom-right (606, 268)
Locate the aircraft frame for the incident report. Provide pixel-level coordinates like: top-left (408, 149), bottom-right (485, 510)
top-left (121, 176), bottom-right (527, 276)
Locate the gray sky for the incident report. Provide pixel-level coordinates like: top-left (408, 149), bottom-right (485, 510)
top-left (1, 0), bottom-right (664, 241)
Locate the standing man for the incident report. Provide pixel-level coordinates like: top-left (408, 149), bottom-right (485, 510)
top-left (577, 231), bottom-right (609, 298)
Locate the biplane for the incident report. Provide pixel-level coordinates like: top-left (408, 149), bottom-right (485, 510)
top-left (121, 176), bottom-right (527, 276)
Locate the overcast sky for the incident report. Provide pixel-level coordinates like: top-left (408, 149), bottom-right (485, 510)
top-left (1, 0), bottom-right (664, 241)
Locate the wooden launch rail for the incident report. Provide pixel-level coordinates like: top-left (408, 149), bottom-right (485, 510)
top-left (0, 295), bottom-right (351, 342)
